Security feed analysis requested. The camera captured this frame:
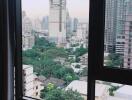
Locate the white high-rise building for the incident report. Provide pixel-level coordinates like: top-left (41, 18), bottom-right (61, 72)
top-left (49, 0), bottom-right (66, 45)
top-left (33, 18), bottom-right (42, 32)
top-left (22, 11), bottom-right (32, 34)
top-left (22, 33), bottom-right (35, 51)
top-left (22, 11), bottom-right (35, 50)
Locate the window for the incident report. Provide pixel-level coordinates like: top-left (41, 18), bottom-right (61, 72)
top-left (88, 0), bottom-right (132, 100)
top-left (21, 0), bottom-right (89, 99)
top-left (2, 0), bottom-right (132, 100)
top-left (36, 86), bottom-right (38, 90)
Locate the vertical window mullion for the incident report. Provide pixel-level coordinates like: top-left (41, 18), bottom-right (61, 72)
top-left (88, 0), bottom-right (105, 100)
top-left (14, 0), bottom-right (23, 99)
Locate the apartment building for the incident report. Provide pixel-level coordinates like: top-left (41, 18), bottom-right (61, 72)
top-left (124, 15), bottom-right (132, 68)
top-left (105, 0), bottom-right (126, 53)
top-left (116, 34), bottom-right (125, 55)
top-left (22, 33), bottom-right (35, 51)
top-left (23, 65), bottom-right (44, 99)
top-left (66, 80), bottom-right (109, 100)
top-left (23, 65), bottom-right (34, 97)
top-left (33, 75), bottom-right (44, 99)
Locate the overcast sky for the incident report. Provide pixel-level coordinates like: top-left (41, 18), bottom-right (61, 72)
top-left (22, 0), bottom-right (89, 22)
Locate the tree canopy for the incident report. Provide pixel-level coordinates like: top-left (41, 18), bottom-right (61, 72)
top-left (105, 53), bottom-right (123, 67)
top-left (41, 87), bottom-right (84, 100)
top-left (23, 37), bottom-right (78, 81)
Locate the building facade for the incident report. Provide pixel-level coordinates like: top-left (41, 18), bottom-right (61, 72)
top-left (23, 65), bottom-right (44, 99)
top-left (33, 75), bottom-right (44, 99)
top-left (22, 11), bottom-right (32, 34)
top-left (41, 16), bottom-right (49, 30)
top-left (49, 0), bottom-right (67, 45)
top-left (22, 33), bottom-right (35, 51)
top-left (105, 0), bottom-right (117, 53)
top-left (123, 0), bottom-right (132, 68)
top-left (23, 65), bottom-right (34, 97)
top-left (115, 34), bottom-right (125, 55)
top-left (123, 15), bottom-right (132, 68)
top-left (22, 11), bottom-right (35, 50)
top-left (73, 18), bottom-right (79, 32)
top-left (105, 0), bottom-right (127, 53)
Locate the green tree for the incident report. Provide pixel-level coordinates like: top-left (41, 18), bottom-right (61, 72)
top-left (64, 74), bottom-right (73, 84)
top-left (63, 89), bottom-right (84, 100)
top-left (109, 86), bottom-right (119, 96)
top-left (106, 53), bottom-right (123, 67)
top-left (41, 88), bottom-right (84, 100)
top-left (23, 37), bottom-right (77, 81)
top-left (33, 37), bottom-right (55, 52)
top-left (74, 47), bottom-right (87, 57)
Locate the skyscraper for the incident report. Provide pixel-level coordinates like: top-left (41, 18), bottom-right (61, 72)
top-left (73, 18), bottom-right (79, 32)
top-left (49, 0), bottom-right (66, 45)
top-left (115, 0), bottom-right (127, 55)
top-left (66, 11), bottom-right (72, 39)
top-left (104, 0), bottom-right (118, 53)
top-left (105, 0), bottom-right (128, 53)
top-left (22, 11), bottom-right (32, 34)
top-left (33, 18), bottom-right (42, 32)
top-left (41, 16), bottom-right (49, 30)
top-left (22, 11), bottom-right (35, 50)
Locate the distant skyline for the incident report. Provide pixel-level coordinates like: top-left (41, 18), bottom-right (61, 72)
top-left (22, 0), bottom-right (89, 22)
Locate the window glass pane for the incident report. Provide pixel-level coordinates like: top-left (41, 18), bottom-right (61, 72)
top-left (22, 0), bottom-right (89, 99)
top-left (104, 0), bottom-right (132, 69)
top-left (96, 80), bottom-right (132, 100)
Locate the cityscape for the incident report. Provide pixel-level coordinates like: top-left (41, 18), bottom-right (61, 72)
top-left (22, 0), bottom-right (132, 100)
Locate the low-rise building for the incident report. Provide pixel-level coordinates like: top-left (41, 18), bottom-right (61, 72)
top-left (23, 65), bottom-right (44, 99)
top-left (33, 75), bottom-right (44, 99)
top-left (114, 85), bottom-right (132, 100)
top-left (71, 63), bottom-right (86, 73)
top-left (79, 53), bottom-right (88, 66)
top-left (66, 80), bottom-right (109, 100)
top-left (65, 80), bottom-right (87, 100)
top-left (95, 84), bottom-right (109, 100)
top-left (23, 65), bottom-right (34, 97)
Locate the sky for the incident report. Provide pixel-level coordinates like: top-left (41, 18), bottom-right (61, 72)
top-left (22, 0), bottom-right (89, 22)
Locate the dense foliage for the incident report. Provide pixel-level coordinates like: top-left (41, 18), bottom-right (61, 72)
top-left (105, 53), bottom-right (123, 67)
top-left (73, 45), bottom-right (88, 58)
top-left (41, 85), bottom-right (84, 100)
top-left (109, 86), bottom-right (119, 96)
top-left (23, 37), bottom-right (78, 81)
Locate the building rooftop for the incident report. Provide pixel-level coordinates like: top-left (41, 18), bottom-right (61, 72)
top-left (43, 77), bottom-right (65, 87)
top-left (23, 65), bottom-right (33, 69)
top-left (95, 84), bottom-right (108, 97)
top-left (65, 80), bottom-right (87, 95)
top-left (115, 85), bottom-right (132, 97)
top-left (66, 80), bottom-right (108, 97)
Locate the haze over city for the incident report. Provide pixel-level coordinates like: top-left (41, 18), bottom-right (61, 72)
top-left (22, 0), bottom-right (89, 22)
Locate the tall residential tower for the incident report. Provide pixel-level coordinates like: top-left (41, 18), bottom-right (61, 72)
top-left (49, 0), bottom-right (66, 46)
